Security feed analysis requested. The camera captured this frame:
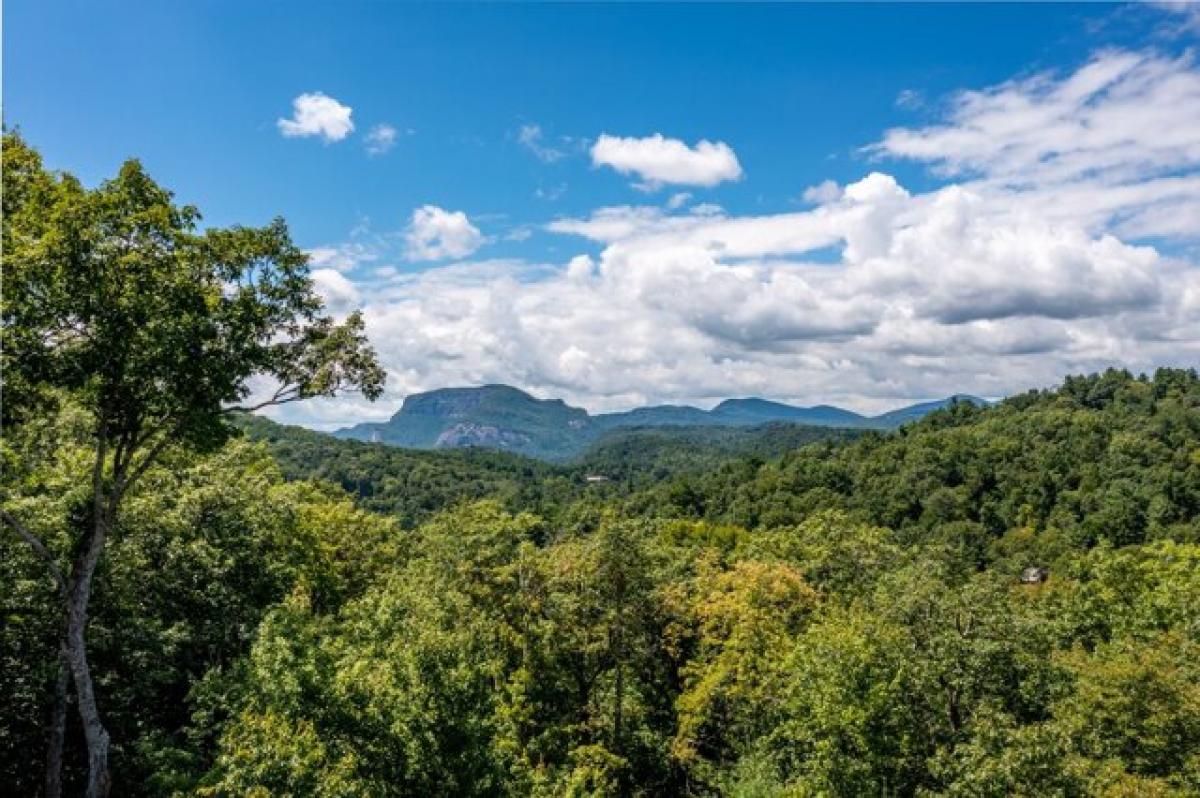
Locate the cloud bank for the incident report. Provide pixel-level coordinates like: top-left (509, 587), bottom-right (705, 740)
top-left (271, 49), bottom-right (1200, 429)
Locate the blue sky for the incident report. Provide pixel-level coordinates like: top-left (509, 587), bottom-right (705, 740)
top-left (7, 2), bottom-right (1200, 427)
top-left (5, 2), bottom-right (1175, 251)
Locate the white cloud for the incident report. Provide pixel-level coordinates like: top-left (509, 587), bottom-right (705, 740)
top-left (307, 242), bottom-right (377, 273)
top-left (365, 123), bottom-right (398, 155)
top-left (517, 124), bottom-right (587, 163)
top-left (284, 167), bottom-right (1194, 427)
top-left (403, 205), bottom-right (485, 261)
top-left (535, 183), bottom-right (567, 202)
top-left (310, 268), bottom-right (361, 314)
top-left (802, 180), bottom-right (842, 204)
top-left (667, 192), bottom-right (693, 210)
top-left (845, 185), bottom-right (1162, 325)
top-left (1150, 1), bottom-right (1200, 32)
top-left (690, 203), bottom-right (724, 217)
top-left (895, 89), bottom-right (925, 110)
top-left (270, 49), bottom-right (1200, 427)
top-left (546, 205), bottom-right (704, 243)
top-left (590, 133), bottom-right (743, 190)
top-left (518, 124), bottom-right (565, 163)
top-left (872, 50), bottom-right (1200, 242)
top-left (277, 92), bottom-right (355, 142)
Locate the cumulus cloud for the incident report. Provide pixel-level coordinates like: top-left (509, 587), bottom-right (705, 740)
top-left (845, 186), bottom-right (1162, 325)
top-left (272, 49), bottom-right (1200, 427)
top-left (284, 165), bottom-right (1194, 428)
top-left (403, 205), bottom-right (485, 261)
top-left (590, 134), bottom-right (743, 190)
top-left (365, 123), bottom-right (398, 155)
top-left (802, 180), bottom-right (842, 205)
top-left (277, 92), bottom-right (355, 142)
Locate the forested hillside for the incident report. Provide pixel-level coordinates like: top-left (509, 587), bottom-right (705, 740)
top-left (234, 414), bottom-right (572, 526)
top-left (6, 369), bottom-right (1199, 795)
top-left (237, 413), bottom-right (860, 519)
top-left (637, 369), bottom-right (1200, 559)
top-left (3, 131), bottom-right (1199, 796)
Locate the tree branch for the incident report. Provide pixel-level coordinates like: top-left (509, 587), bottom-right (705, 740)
top-left (226, 382), bottom-right (305, 414)
top-left (0, 506), bottom-right (68, 600)
top-left (117, 427), bottom-right (178, 502)
top-left (91, 419), bottom-right (109, 537)
top-left (226, 376), bottom-right (369, 415)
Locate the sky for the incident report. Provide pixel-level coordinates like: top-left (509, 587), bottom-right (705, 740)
top-left (7, 1), bottom-right (1200, 428)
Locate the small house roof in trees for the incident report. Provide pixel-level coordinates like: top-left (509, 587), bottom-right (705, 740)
top-left (1020, 566), bottom-right (1049, 584)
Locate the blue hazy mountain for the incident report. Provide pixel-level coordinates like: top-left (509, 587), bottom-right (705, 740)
top-left (334, 385), bottom-right (987, 461)
top-left (868, 394), bottom-right (988, 427)
top-left (708, 397), bottom-right (867, 427)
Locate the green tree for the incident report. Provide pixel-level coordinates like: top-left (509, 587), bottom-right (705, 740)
top-left (0, 132), bottom-right (383, 796)
top-left (669, 555), bottom-right (819, 782)
top-left (1053, 633), bottom-right (1200, 791)
top-left (768, 607), bottom-right (922, 795)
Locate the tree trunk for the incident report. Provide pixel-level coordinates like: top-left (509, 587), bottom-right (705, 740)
top-left (611, 613), bottom-right (625, 755)
top-left (44, 646), bottom-right (69, 798)
top-left (612, 657), bottom-right (624, 754)
top-left (64, 512), bottom-right (112, 798)
top-left (0, 508), bottom-right (76, 796)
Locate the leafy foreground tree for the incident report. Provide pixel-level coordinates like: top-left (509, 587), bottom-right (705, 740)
top-left (0, 133), bottom-right (383, 797)
top-left (1, 404), bottom-right (399, 795)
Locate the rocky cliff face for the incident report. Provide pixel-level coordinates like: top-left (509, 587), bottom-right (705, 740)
top-left (435, 422), bottom-right (532, 450)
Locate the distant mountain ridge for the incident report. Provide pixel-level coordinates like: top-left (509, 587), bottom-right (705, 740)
top-left (333, 385), bottom-right (986, 461)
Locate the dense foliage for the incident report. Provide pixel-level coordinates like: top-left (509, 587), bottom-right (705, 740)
top-left (2, 403), bottom-right (397, 795)
top-left (3, 132), bottom-right (1198, 795)
top-left (234, 414), bottom-right (572, 527)
top-left (637, 368), bottom-right (1200, 563)
top-left (236, 414), bottom-right (858, 525)
top-left (5, 369), bottom-right (1198, 795)
top-left (573, 423), bottom-right (861, 485)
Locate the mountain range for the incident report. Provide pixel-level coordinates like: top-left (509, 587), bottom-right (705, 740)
top-left (334, 385), bottom-right (986, 462)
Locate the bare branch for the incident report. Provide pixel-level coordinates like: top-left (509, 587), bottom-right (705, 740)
top-left (226, 382), bottom-right (305, 414)
top-left (225, 373), bottom-right (370, 415)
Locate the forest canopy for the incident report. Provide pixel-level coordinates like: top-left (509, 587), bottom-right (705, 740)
top-left (2, 134), bottom-right (1199, 796)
